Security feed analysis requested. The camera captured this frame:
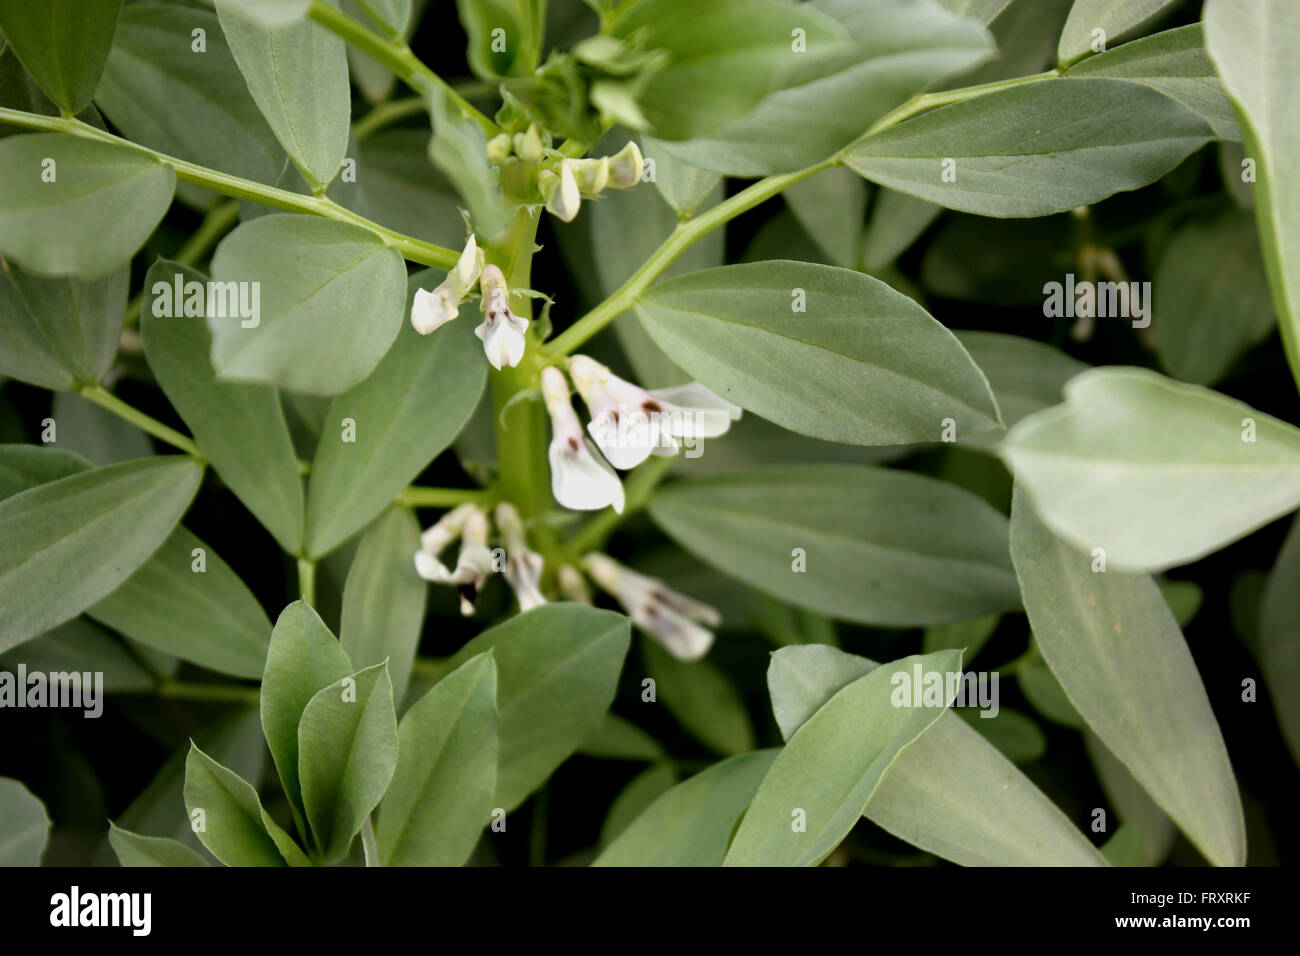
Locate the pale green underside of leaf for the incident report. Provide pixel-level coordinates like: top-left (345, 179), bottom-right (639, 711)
top-left (0, 777), bottom-right (50, 865)
top-left (651, 465), bottom-right (1022, 627)
top-left (843, 78), bottom-right (1212, 218)
top-left (1058, 0), bottom-right (1181, 65)
top-left (108, 824), bottom-right (210, 867)
top-left (1000, 366), bottom-right (1300, 572)
top-left (636, 260), bottom-right (1001, 445)
top-left (1009, 486), bottom-right (1246, 867)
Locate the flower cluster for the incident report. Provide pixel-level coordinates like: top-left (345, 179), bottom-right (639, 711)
top-left (541, 355), bottom-right (741, 512)
top-left (409, 236), bottom-right (529, 371)
top-left (488, 124), bottom-right (644, 223)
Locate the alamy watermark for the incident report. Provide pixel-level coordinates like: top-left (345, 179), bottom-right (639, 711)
top-left (1043, 273), bottom-right (1151, 328)
top-left (151, 272), bottom-right (261, 328)
top-left (0, 665), bottom-right (103, 718)
top-left (890, 663), bottom-right (999, 718)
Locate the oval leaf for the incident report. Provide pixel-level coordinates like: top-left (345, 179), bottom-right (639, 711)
top-left (1009, 484), bottom-right (1246, 867)
top-left (0, 0), bottom-right (123, 113)
top-left (635, 261), bottom-right (1000, 444)
top-left (0, 777), bottom-right (50, 865)
top-left (650, 465), bottom-right (1022, 627)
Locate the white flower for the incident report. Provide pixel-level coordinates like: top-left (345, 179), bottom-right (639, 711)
top-left (607, 141), bottom-right (643, 189)
top-left (410, 236), bottom-right (483, 335)
top-left (571, 157), bottom-right (610, 196)
top-left (567, 355), bottom-right (741, 469)
top-left (413, 502), bottom-right (477, 580)
top-left (414, 504), bottom-right (494, 615)
top-left (557, 563), bottom-right (593, 605)
top-left (496, 501), bottom-right (546, 612)
top-left (410, 285), bottom-right (461, 335)
top-left (540, 160), bottom-right (581, 222)
top-left (542, 366), bottom-right (625, 513)
top-left (582, 552), bottom-right (719, 660)
top-left (487, 133), bottom-right (512, 166)
top-left (475, 264), bottom-right (529, 370)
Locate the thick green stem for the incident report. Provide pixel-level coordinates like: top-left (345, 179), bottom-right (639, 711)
top-left (396, 486), bottom-right (494, 508)
top-left (307, 0), bottom-right (497, 137)
top-left (297, 557), bottom-right (317, 606)
top-left (78, 385), bottom-right (204, 459)
top-left (153, 680), bottom-right (260, 705)
top-left (862, 69), bottom-right (1060, 136)
top-left (0, 106), bottom-right (459, 270)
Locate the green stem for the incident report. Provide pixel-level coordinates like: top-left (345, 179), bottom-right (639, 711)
top-left (77, 385), bottom-right (204, 459)
top-left (352, 96), bottom-right (427, 141)
top-left (153, 680), bottom-right (260, 705)
top-left (361, 817), bottom-right (381, 866)
top-left (0, 106), bottom-right (459, 270)
top-left (396, 486), bottom-right (494, 508)
top-left (565, 455), bottom-right (673, 556)
top-left (307, 0), bottom-right (497, 137)
top-left (297, 557), bottom-right (317, 606)
top-left (542, 160), bottom-right (833, 357)
top-left (862, 69), bottom-right (1060, 137)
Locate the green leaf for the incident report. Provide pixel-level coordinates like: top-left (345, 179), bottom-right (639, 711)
top-left (767, 645), bottom-right (1107, 865)
top-left (957, 707), bottom-right (1046, 764)
top-left (426, 84), bottom-right (506, 241)
top-left (298, 661), bottom-right (398, 862)
top-left (340, 507), bottom-right (426, 704)
top-left (97, 5), bottom-right (285, 190)
top-left (1260, 515), bottom-right (1300, 768)
top-left (955, 331), bottom-right (1088, 450)
top-left (143, 260), bottom-right (303, 552)
top-left (436, 604), bottom-right (631, 811)
top-left (260, 600), bottom-right (353, 834)
top-left (215, 0), bottom-right (350, 189)
top-left (50, 392), bottom-right (151, 464)
top-left (1058, 0), bottom-right (1180, 65)
top-left (782, 167), bottom-right (867, 269)
top-left (1205, 0), bottom-right (1300, 391)
top-left (593, 750), bottom-right (778, 866)
top-left (0, 0), bottom-right (122, 113)
top-left (640, 138), bottom-right (721, 218)
top-left (218, 0), bottom-right (311, 28)
top-left (862, 189), bottom-right (942, 273)
top-left (303, 281), bottom-right (485, 558)
top-left (725, 649), bottom-right (961, 866)
top-left (1067, 25), bottom-right (1240, 141)
top-left (377, 652), bottom-right (497, 866)
top-left (1100, 823), bottom-right (1147, 866)
top-left (935, 0), bottom-right (1014, 23)
top-left (1000, 367), bottom-right (1300, 572)
top-left (654, 0), bottom-right (992, 174)
top-left (578, 713), bottom-right (666, 762)
top-left (635, 261), bottom-right (1000, 444)
top-left (0, 777), bottom-right (50, 865)
top-left (457, 0), bottom-right (542, 78)
top-left (1, 617), bottom-right (154, 693)
top-left (599, 762), bottom-right (679, 847)
top-left (641, 639), bottom-right (755, 757)
top-left (1085, 730), bottom-right (1177, 865)
top-left (651, 465), bottom-right (1021, 627)
top-left (604, 0), bottom-right (846, 142)
top-left (208, 214), bottom-right (407, 396)
top-left (0, 444), bottom-right (88, 498)
top-left (1019, 657), bottom-right (1085, 728)
top-left (1152, 209), bottom-right (1273, 385)
top-left (101, 708), bottom-right (264, 863)
top-left (107, 824), bottom-right (210, 867)
top-left (182, 744), bottom-right (293, 867)
top-left (0, 456), bottom-right (202, 652)
top-left (923, 214), bottom-right (1075, 307)
top-left (0, 260), bottom-right (127, 388)
top-left (843, 78), bottom-right (1211, 218)
top-left (355, 128), bottom-right (467, 250)
top-left (88, 526), bottom-right (271, 680)
top-left (0, 134), bottom-right (175, 278)
top-left (1160, 578), bottom-right (1203, 628)
top-left (923, 613), bottom-right (999, 660)
top-left (1009, 484), bottom-right (1246, 866)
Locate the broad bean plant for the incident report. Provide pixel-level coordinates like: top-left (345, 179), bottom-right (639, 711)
top-left (0, 0), bottom-right (1294, 868)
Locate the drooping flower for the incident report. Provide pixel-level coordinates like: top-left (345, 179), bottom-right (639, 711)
top-left (606, 140), bottom-right (643, 189)
top-left (475, 264), bottom-right (529, 370)
top-left (539, 160), bottom-right (582, 222)
top-left (414, 503), bottom-right (494, 615)
top-left (410, 235), bottom-right (484, 335)
top-left (541, 366), bottom-right (625, 513)
top-left (495, 501), bottom-right (546, 612)
top-left (581, 553), bottom-right (719, 660)
top-left (567, 355), bottom-right (742, 470)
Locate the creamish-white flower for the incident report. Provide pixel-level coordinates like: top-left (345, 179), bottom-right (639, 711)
top-left (542, 366), bottom-right (625, 513)
top-left (414, 503), bottom-right (494, 615)
top-left (567, 355), bottom-right (742, 469)
top-left (475, 264), bottom-right (529, 370)
top-left (410, 236), bottom-right (484, 335)
top-left (607, 140), bottom-right (643, 189)
top-left (495, 501), bottom-right (546, 612)
top-left (539, 160), bottom-right (581, 222)
top-left (557, 563), bottom-right (593, 605)
top-left (582, 553), bottom-right (719, 660)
